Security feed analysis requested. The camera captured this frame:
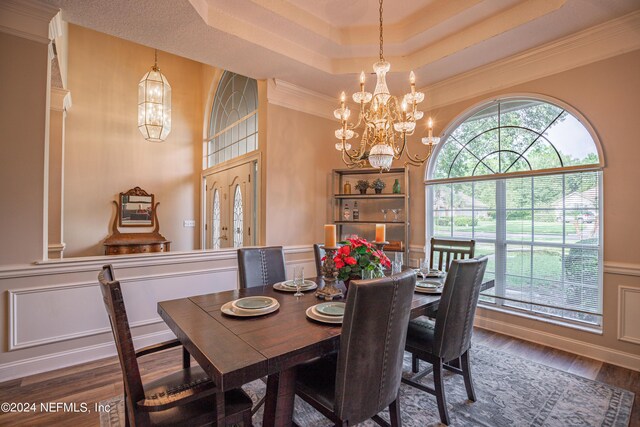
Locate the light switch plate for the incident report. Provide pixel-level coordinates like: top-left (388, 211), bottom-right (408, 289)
top-left (183, 220), bottom-right (196, 227)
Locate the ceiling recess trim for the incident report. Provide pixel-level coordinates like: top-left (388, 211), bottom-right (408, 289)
top-left (422, 10), bottom-right (640, 110)
top-left (266, 79), bottom-right (337, 121)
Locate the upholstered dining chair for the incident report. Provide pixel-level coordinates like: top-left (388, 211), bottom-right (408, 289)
top-left (429, 238), bottom-right (475, 272)
top-left (237, 246), bottom-right (286, 288)
top-left (98, 265), bottom-right (253, 426)
top-left (294, 268), bottom-right (416, 427)
top-left (313, 243), bottom-right (325, 277)
top-left (403, 257), bottom-right (488, 426)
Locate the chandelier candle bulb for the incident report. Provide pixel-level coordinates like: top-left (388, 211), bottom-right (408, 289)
top-left (375, 224), bottom-right (386, 243)
top-left (324, 224), bottom-right (337, 248)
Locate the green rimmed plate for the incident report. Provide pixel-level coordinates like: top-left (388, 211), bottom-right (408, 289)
top-left (315, 302), bottom-right (345, 317)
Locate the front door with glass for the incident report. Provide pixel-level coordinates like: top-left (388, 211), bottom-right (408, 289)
top-left (205, 160), bottom-right (256, 249)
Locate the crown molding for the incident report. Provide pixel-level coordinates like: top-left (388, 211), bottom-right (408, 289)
top-left (0, 0), bottom-right (59, 44)
top-left (422, 10), bottom-right (640, 110)
top-left (266, 78), bottom-right (337, 121)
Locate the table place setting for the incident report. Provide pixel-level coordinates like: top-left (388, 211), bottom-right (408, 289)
top-left (305, 301), bottom-right (345, 324)
top-left (221, 296), bottom-right (280, 317)
top-left (415, 279), bottom-right (444, 294)
top-left (273, 279), bottom-right (317, 293)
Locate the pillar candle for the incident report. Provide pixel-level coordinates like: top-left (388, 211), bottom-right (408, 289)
top-left (324, 224), bottom-right (337, 247)
top-left (375, 224), bottom-right (386, 242)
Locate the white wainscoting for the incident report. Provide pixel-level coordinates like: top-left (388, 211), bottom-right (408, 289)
top-left (618, 286), bottom-right (640, 345)
top-left (0, 245), bottom-right (316, 382)
top-left (8, 266), bottom-right (238, 350)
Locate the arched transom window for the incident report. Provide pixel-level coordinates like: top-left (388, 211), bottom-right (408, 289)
top-left (427, 96), bottom-right (603, 327)
top-left (206, 71), bottom-right (258, 167)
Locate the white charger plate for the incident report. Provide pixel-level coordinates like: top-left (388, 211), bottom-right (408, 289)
top-left (222, 298), bottom-right (279, 317)
top-left (306, 305), bottom-right (343, 324)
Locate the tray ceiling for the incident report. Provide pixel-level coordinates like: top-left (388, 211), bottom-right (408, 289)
top-left (49, 0), bottom-right (640, 96)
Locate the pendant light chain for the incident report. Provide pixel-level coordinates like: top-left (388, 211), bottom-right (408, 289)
top-left (153, 49), bottom-right (158, 71)
top-left (379, 0), bottom-right (384, 61)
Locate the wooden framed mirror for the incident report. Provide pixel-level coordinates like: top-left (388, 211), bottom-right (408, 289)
top-left (119, 187), bottom-right (155, 227)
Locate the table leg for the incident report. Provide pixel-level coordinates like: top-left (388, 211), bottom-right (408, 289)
top-left (263, 367), bottom-right (296, 427)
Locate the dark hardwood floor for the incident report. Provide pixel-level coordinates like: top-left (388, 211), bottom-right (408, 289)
top-left (0, 328), bottom-right (637, 426)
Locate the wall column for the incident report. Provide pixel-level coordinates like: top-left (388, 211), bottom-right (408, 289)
top-left (0, 1), bottom-right (59, 265)
top-left (48, 88), bottom-right (71, 258)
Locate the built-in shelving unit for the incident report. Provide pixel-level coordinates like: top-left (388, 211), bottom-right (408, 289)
top-left (331, 167), bottom-right (409, 260)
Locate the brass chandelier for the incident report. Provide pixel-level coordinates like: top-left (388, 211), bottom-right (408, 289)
top-left (334, 0), bottom-right (440, 170)
top-left (138, 49), bottom-right (172, 142)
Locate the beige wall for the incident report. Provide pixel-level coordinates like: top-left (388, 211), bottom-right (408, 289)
top-left (63, 25), bottom-right (208, 257)
top-left (265, 104), bottom-right (337, 246)
top-left (0, 33), bottom-right (50, 266)
top-left (408, 50), bottom-right (640, 359)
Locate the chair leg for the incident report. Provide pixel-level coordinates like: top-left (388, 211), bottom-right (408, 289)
top-left (243, 407), bottom-right (253, 427)
top-left (389, 396), bottom-right (402, 427)
top-left (411, 354), bottom-right (419, 373)
top-left (433, 359), bottom-right (450, 426)
top-left (124, 399), bottom-right (130, 427)
top-left (461, 350), bottom-right (476, 402)
top-left (182, 346), bottom-right (190, 368)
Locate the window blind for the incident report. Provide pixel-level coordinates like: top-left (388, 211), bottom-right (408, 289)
top-left (429, 170), bottom-right (602, 325)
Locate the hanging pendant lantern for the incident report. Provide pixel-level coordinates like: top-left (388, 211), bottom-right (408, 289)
top-left (138, 50), bottom-right (171, 142)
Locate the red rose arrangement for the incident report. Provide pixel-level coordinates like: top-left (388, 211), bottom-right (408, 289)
top-left (330, 236), bottom-right (391, 281)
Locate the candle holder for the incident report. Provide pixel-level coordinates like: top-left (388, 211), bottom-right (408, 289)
top-left (315, 246), bottom-right (344, 301)
top-left (373, 241), bottom-right (389, 253)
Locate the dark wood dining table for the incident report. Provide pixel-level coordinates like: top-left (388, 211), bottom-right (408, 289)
top-left (157, 275), bottom-right (494, 427)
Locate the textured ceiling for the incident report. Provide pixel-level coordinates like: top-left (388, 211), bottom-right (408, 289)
top-left (48, 0), bottom-right (640, 97)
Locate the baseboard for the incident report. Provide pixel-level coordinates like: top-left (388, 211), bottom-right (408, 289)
top-left (0, 329), bottom-right (175, 383)
top-left (474, 315), bottom-right (640, 372)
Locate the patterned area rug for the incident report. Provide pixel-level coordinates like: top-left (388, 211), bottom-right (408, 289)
top-left (100, 345), bottom-right (634, 426)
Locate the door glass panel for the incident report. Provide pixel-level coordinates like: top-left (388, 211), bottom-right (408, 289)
top-left (212, 189), bottom-right (221, 249)
top-left (233, 185), bottom-right (243, 247)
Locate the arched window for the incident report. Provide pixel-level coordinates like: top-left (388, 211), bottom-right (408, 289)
top-left (426, 96), bottom-right (603, 327)
top-left (206, 71), bottom-right (258, 167)
top-left (233, 185), bottom-right (243, 248)
top-left (212, 189), bottom-right (221, 250)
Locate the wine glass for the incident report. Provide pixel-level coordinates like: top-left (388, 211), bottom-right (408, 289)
top-left (391, 208), bottom-right (402, 222)
top-left (293, 266), bottom-right (304, 297)
top-left (381, 208), bottom-right (388, 221)
top-left (418, 257), bottom-right (430, 280)
top-left (392, 252), bottom-right (403, 274)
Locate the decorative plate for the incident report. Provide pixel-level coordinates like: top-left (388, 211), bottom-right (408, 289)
top-left (221, 300), bottom-right (280, 317)
top-left (273, 281), bottom-right (318, 292)
top-left (234, 296), bottom-right (277, 310)
top-left (280, 280), bottom-right (316, 289)
top-left (306, 306), bottom-right (343, 324)
top-left (416, 279), bottom-right (442, 289)
top-left (315, 302), bottom-right (345, 317)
